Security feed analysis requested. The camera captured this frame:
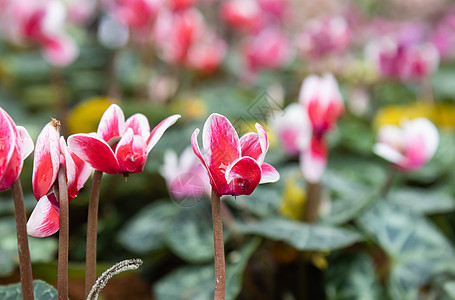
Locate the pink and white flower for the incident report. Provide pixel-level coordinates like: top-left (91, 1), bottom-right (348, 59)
top-left (221, 0), bottom-right (263, 33)
top-left (299, 74), bottom-right (344, 183)
top-left (160, 146), bottom-right (210, 200)
top-left (0, 107), bottom-right (34, 191)
top-left (191, 113), bottom-right (279, 197)
top-left (268, 103), bottom-right (311, 156)
top-left (373, 118), bottom-right (439, 171)
top-left (68, 104), bottom-right (181, 175)
top-left (28, 120), bottom-right (92, 237)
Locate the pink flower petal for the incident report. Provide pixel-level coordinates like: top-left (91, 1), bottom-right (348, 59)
top-left (260, 163), bottom-right (280, 184)
top-left (27, 196), bottom-right (60, 238)
top-left (115, 128), bottom-right (147, 174)
top-left (225, 156), bottom-right (262, 196)
top-left (70, 150), bottom-right (92, 192)
top-left (0, 145), bottom-right (22, 191)
top-left (60, 137), bottom-right (77, 199)
top-left (97, 104), bottom-right (125, 143)
top-left (300, 137), bottom-right (327, 183)
top-left (68, 133), bottom-right (120, 174)
top-left (191, 128), bottom-right (209, 170)
top-left (16, 126), bottom-right (34, 160)
top-left (0, 108), bottom-right (17, 183)
top-left (146, 114), bottom-right (181, 154)
top-left (239, 132), bottom-right (262, 160)
top-left (202, 113), bottom-right (241, 171)
top-left (255, 123), bottom-right (269, 164)
top-left (42, 35), bottom-right (79, 67)
top-left (125, 113), bottom-right (150, 140)
top-left (32, 123), bottom-right (60, 200)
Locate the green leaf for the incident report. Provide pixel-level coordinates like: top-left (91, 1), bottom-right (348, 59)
top-left (154, 238), bottom-right (261, 300)
top-left (387, 188), bottom-right (455, 214)
top-left (165, 201), bottom-right (217, 263)
top-left (357, 201), bottom-right (455, 299)
top-left (117, 201), bottom-right (179, 254)
top-left (0, 280), bottom-right (58, 300)
top-left (325, 253), bottom-right (383, 300)
top-left (236, 218), bottom-right (362, 251)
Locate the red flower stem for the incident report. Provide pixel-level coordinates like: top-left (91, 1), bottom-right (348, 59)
top-left (11, 179), bottom-right (34, 300)
top-left (84, 169), bottom-right (103, 297)
top-left (211, 190), bottom-right (225, 300)
top-left (302, 181), bottom-right (321, 223)
top-left (57, 165), bottom-right (69, 300)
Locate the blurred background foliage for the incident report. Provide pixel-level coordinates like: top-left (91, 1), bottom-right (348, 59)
top-left (1, 0), bottom-right (455, 299)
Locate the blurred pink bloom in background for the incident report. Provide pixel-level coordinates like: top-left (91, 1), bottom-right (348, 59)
top-left (374, 118), bottom-right (439, 171)
top-left (299, 74), bottom-right (344, 183)
top-left (160, 147), bottom-right (211, 201)
top-left (0, 108), bottom-right (34, 191)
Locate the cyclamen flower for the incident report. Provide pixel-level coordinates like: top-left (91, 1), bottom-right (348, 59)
top-left (68, 104), bottom-right (181, 175)
top-left (221, 0), bottom-right (263, 32)
top-left (0, 107), bottom-right (34, 191)
top-left (191, 113), bottom-right (279, 197)
top-left (268, 103), bottom-right (311, 156)
top-left (160, 146), bottom-right (210, 201)
top-left (373, 118), bottom-right (439, 171)
top-left (28, 120), bottom-right (92, 237)
top-left (299, 74), bottom-right (344, 183)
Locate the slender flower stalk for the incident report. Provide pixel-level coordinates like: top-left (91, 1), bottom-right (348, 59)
top-left (302, 182), bottom-right (321, 223)
top-left (12, 179), bottom-right (34, 300)
top-left (57, 165), bottom-right (69, 300)
top-left (84, 169), bottom-right (103, 297)
top-left (211, 190), bottom-right (225, 300)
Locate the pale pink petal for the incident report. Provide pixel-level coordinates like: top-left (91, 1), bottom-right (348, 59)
top-left (373, 143), bottom-right (404, 164)
top-left (239, 133), bottom-right (262, 160)
top-left (125, 113), bottom-right (150, 140)
top-left (115, 128), bottom-right (147, 174)
top-left (0, 108), bottom-right (16, 183)
top-left (202, 113), bottom-right (241, 169)
top-left (255, 123), bottom-right (269, 164)
top-left (67, 133), bottom-right (120, 174)
top-left (16, 126), bottom-right (34, 160)
top-left (27, 196), bottom-right (60, 238)
top-left (191, 128), bottom-right (209, 170)
top-left (0, 146), bottom-right (22, 191)
top-left (42, 35), bottom-right (79, 67)
top-left (300, 137), bottom-right (327, 183)
top-left (97, 104), bottom-right (125, 143)
top-left (146, 114), bottom-right (181, 154)
top-left (32, 123), bottom-right (60, 200)
top-left (225, 156), bottom-right (262, 196)
top-left (260, 163), bottom-right (279, 184)
top-left (403, 118), bottom-right (439, 161)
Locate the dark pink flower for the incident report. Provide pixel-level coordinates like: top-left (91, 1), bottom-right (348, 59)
top-left (191, 113), bottom-right (279, 197)
top-left (68, 104), bottom-right (181, 175)
top-left (0, 107), bottom-right (34, 191)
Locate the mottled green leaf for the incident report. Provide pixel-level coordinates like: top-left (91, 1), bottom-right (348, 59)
top-left (117, 201), bottom-right (178, 254)
top-left (387, 188), bottom-right (455, 214)
top-left (0, 280), bottom-right (58, 300)
top-left (236, 218), bottom-right (362, 251)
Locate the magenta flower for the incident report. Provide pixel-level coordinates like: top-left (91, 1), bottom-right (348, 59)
top-left (373, 118), bottom-right (439, 171)
top-left (27, 121), bottom-right (92, 237)
top-left (0, 107), bottom-right (34, 191)
top-left (68, 104), bottom-right (181, 175)
top-left (191, 113), bottom-right (279, 197)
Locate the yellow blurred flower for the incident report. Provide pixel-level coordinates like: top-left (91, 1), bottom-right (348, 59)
top-left (68, 97), bottom-right (116, 134)
top-left (171, 97), bottom-right (207, 121)
top-left (279, 176), bottom-right (306, 220)
top-left (374, 102), bottom-right (455, 129)
top-left (311, 252), bottom-right (329, 270)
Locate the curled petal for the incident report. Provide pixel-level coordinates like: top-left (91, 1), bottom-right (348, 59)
top-left (16, 126), bottom-right (34, 160)
top-left (255, 123), bottom-right (269, 164)
top-left (260, 163), bottom-right (280, 184)
top-left (0, 146), bottom-right (23, 191)
top-left (68, 134), bottom-right (120, 174)
top-left (70, 150), bottom-right (92, 192)
top-left (97, 104), bottom-right (125, 143)
top-left (60, 137), bottom-right (77, 199)
top-left (146, 114), bottom-right (181, 154)
top-left (202, 113), bottom-right (241, 170)
top-left (0, 107), bottom-right (16, 183)
top-left (225, 156), bottom-right (262, 196)
top-left (191, 129), bottom-right (209, 170)
top-left (125, 113), bottom-right (150, 140)
top-left (115, 128), bottom-right (147, 174)
top-left (27, 196), bottom-right (60, 238)
top-left (32, 124), bottom-right (60, 200)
